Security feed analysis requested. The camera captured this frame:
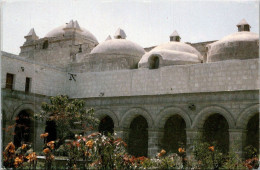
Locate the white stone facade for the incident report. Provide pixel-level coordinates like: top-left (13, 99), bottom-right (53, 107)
top-left (1, 19), bottom-right (259, 157)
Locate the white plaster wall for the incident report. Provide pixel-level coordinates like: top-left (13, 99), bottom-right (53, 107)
top-left (1, 52), bottom-right (67, 96)
top-left (69, 59), bottom-right (259, 98)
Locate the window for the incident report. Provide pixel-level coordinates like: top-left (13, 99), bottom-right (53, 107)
top-left (244, 25), bottom-right (250, 31)
top-left (42, 40), bottom-right (49, 49)
top-left (25, 77), bottom-right (31, 93)
top-left (6, 73), bottom-right (14, 90)
top-left (149, 56), bottom-right (159, 69)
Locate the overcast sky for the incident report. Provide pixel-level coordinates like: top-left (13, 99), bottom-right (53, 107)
top-left (1, 0), bottom-right (259, 55)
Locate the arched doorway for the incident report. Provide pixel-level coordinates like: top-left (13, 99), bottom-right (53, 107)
top-left (45, 120), bottom-right (57, 142)
top-left (202, 114), bottom-right (229, 153)
top-left (128, 116), bottom-right (148, 157)
top-left (149, 56), bottom-right (159, 69)
top-left (245, 113), bottom-right (259, 157)
top-left (13, 110), bottom-right (34, 147)
top-left (98, 116), bottom-right (114, 136)
top-left (162, 115), bottom-right (186, 153)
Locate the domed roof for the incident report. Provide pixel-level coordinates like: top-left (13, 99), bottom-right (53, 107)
top-left (139, 35), bottom-right (201, 68)
top-left (152, 41), bottom-right (201, 56)
top-left (90, 39), bottom-right (145, 57)
top-left (209, 31), bottom-right (258, 46)
top-left (207, 20), bottom-right (259, 62)
top-left (45, 20), bottom-right (98, 43)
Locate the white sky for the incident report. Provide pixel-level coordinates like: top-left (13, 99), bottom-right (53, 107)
top-left (1, 0), bottom-right (259, 55)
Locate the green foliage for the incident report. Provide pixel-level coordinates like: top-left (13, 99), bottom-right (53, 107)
top-left (35, 95), bottom-right (100, 146)
top-left (244, 145), bottom-right (258, 159)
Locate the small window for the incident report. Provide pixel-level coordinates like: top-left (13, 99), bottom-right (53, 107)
top-left (6, 73), bottom-right (14, 90)
top-left (25, 77), bottom-right (31, 93)
top-left (42, 40), bottom-right (49, 49)
top-left (244, 25), bottom-right (250, 31)
top-left (149, 56), bottom-right (159, 69)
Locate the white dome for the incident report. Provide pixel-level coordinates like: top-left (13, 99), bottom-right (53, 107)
top-left (45, 24), bottom-right (98, 43)
top-left (210, 32), bottom-right (258, 45)
top-left (207, 31), bottom-right (259, 62)
top-left (152, 41), bottom-right (201, 56)
top-left (90, 39), bottom-right (145, 57)
top-left (139, 41), bottom-right (201, 68)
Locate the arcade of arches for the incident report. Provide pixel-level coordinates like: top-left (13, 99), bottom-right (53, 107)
top-left (4, 107), bottom-right (259, 158)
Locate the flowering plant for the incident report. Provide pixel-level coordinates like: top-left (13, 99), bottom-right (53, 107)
top-left (3, 142), bottom-right (36, 169)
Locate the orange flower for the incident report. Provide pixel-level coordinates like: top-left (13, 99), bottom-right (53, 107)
top-left (21, 144), bottom-right (27, 150)
top-left (40, 132), bottom-right (49, 138)
top-left (50, 154), bottom-right (55, 160)
top-left (47, 141), bottom-right (55, 149)
top-left (178, 148), bottom-right (185, 153)
top-left (26, 152), bottom-right (37, 162)
top-left (14, 157), bottom-right (23, 168)
top-left (86, 140), bottom-right (93, 149)
top-left (43, 148), bottom-right (50, 154)
top-left (158, 149), bottom-right (166, 157)
top-left (208, 146), bottom-right (214, 152)
top-left (85, 151), bottom-right (91, 157)
top-left (5, 142), bottom-right (15, 153)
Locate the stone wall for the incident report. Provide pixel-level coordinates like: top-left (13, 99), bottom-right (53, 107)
top-left (84, 90), bottom-right (259, 157)
top-left (1, 52), bottom-right (67, 96)
top-left (69, 58), bottom-right (259, 98)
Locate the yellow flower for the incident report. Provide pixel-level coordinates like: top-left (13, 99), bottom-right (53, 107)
top-left (86, 140), bottom-right (93, 149)
top-left (208, 146), bottom-right (214, 152)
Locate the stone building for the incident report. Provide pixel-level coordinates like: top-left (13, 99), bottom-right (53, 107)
top-left (1, 19), bottom-right (259, 157)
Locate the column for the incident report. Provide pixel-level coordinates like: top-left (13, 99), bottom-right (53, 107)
top-left (147, 128), bottom-right (164, 158)
top-left (186, 128), bottom-right (203, 156)
top-left (114, 127), bottom-right (128, 141)
top-left (229, 128), bottom-right (247, 158)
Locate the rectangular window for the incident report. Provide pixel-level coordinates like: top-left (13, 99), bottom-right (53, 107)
top-left (25, 77), bottom-right (31, 93)
top-left (6, 73), bottom-right (14, 90)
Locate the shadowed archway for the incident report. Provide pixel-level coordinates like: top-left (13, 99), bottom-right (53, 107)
top-left (202, 114), bottom-right (229, 153)
top-left (13, 109), bottom-right (34, 147)
top-left (162, 115), bottom-right (186, 153)
top-left (245, 113), bottom-right (259, 157)
top-left (128, 115), bottom-right (148, 157)
top-left (98, 116), bottom-right (114, 136)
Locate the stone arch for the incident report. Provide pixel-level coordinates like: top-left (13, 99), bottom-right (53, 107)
top-left (12, 103), bottom-right (37, 121)
top-left (236, 104), bottom-right (259, 129)
top-left (12, 103), bottom-right (38, 147)
top-left (95, 108), bottom-right (119, 128)
top-left (120, 107), bottom-right (153, 128)
top-left (192, 105), bottom-right (235, 129)
top-left (148, 54), bottom-right (162, 69)
top-left (155, 106), bottom-right (192, 129)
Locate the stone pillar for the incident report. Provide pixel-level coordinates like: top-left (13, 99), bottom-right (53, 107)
top-left (186, 128), bottom-right (203, 156)
top-left (34, 120), bottom-right (45, 152)
top-left (229, 128), bottom-right (247, 158)
top-left (147, 128), bottom-right (164, 158)
top-left (114, 127), bottom-right (128, 140)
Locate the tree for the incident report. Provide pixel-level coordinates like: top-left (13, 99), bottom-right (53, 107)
top-left (36, 95), bottom-right (99, 147)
